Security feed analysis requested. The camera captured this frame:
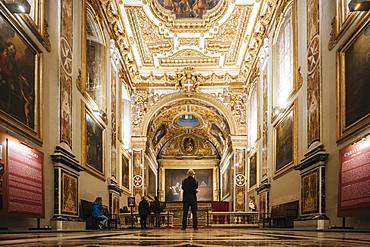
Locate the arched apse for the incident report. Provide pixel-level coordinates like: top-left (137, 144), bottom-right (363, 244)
top-left (140, 92), bottom-right (238, 137)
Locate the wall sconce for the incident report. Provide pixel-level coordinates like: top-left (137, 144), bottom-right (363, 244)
top-left (3, 0), bottom-right (31, 14)
top-left (348, 0), bottom-right (370, 11)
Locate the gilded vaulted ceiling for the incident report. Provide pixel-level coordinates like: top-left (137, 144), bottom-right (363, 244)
top-left (107, 0), bottom-right (278, 87)
top-left (146, 99), bottom-right (231, 158)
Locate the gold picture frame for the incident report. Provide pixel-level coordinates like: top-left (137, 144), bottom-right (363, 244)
top-left (337, 18), bottom-right (370, 142)
top-left (221, 161), bottom-right (231, 200)
top-left (301, 170), bottom-right (319, 214)
top-left (81, 101), bottom-right (106, 180)
top-left (61, 171), bottom-right (78, 216)
top-left (333, 0), bottom-right (368, 45)
top-left (79, 0), bottom-right (107, 116)
top-left (120, 148), bottom-right (131, 195)
top-left (147, 160), bottom-right (156, 199)
top-left (273, 101), bottom-right (297, 178)
top-left (271, 0), bottom-right (298, 112)
top-left (16, 0), bottom-right (49, 51)
top-left (0, 5), bottom-right (42, 144)
top-left (248, 151), bottom-right (258, 189)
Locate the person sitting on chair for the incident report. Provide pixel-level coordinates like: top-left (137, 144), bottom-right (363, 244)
top-left (91, 197), bottom-right (108, 229)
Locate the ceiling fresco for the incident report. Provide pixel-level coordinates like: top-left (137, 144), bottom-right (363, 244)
top-left (146, 99), bottom-right (231, 158)
top-left (97, 0), bottom-right (281, 152)
top-left (103, 0), bottom-right (279, 87)
top-left (158, 0), bottom-right (221, 19)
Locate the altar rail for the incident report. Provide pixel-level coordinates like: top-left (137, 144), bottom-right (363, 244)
top-left (119, 212), bottom-right (174, 228)
top-left (209, 212), bottom-right (259, 227)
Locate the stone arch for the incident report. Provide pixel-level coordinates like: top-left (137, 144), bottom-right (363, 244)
top-left (141, 92), bottom-right (238, 136)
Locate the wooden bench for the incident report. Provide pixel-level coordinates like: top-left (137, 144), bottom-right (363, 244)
top-left (80, 199), bottom-right (118, 230)
top-left (262, 201), bottom-right (299, 228)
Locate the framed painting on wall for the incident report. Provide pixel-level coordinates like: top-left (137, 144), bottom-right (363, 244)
top-left (165, 169), bottom-right (213, 202)
top-left (249, 152), bottom-right (257, 188)
top-left (337, 19), bottom-right (370, 141)
top-left (61, 171), bottom-right (78, 216)
top-left (301, 171), bottom-right (319, 214)
top-left (81, 103), bottom-right (105, 179)
top-left (121, 153), bottom-right (130, 193)
top-left (158, 0), bottom-right (221, 19)
top-left (111, 193), bottom-right (120, 215)
top-left (147, 165), bottom-right (156, 199)
top-left (222, 162), bottom-right (231, 199)
top-left (273, 102), bottom-right (297, 177)
top-left (0, 6), bottom-right (42, 143)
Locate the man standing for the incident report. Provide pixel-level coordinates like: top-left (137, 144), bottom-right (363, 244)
top-left (151, 196), bottom-right (161, 228)
top-left (181, 169), bottom-right (198, 230)
top-left (138, 196), bottom-right (150, 229)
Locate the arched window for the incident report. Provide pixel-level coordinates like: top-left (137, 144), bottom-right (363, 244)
top-left (272, 3), bottom-right (296, 109)
top-left (85, 6), bottom-right (106, 111)
top-left (121, 84), bottom-right (131, 149)
top-left (248, 85), bottom-right (258, 146)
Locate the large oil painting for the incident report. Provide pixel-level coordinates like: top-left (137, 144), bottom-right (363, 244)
top-left (112, 194), bottom-right (120, 215)
top-left (85, 111), bottom-right (104, 173)
top-left (159, 0), bottom-right (220, 19)
top-left (222, 163), bottom-right (231, 199)
top-left (274, 106), bottom-right (295, 173)
top-left (0, 9), bottom-right (40, 140)
top-left (249, 152), bottom-right (257, 188)
top-left (338, 20), bottom-right (370, 139)
top-left (165, 169), bottom-right (213, 202)
top-left (148, 166), bottom-right (156, 198)
top-left (122, 154), bottom-right (130, 191)
top-left (61, 171), bottom-right (78, 215)
top-left (301, 171), bottom-right (319, 214)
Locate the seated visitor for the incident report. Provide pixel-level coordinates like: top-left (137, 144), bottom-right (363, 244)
top-left (91, 197), bottom-right (108, 229)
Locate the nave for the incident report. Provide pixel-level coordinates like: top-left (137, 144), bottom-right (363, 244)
top-left (1, 229), bottom-right (370, 247)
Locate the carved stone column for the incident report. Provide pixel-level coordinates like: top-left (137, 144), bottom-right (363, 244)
top-left (231, 136), bottom-right (248, 211)
top-left (295, 145), bottom-right (329, 229)
top-left (51, 146), bottom-right (84, 230)
top-left (51, 0), bottom-right (83, 230)
top-left (132, 137), bottom-right (147, 206)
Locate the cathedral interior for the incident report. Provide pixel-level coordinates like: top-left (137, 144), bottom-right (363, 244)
top-left (0, 0), bottom-right (370, 246)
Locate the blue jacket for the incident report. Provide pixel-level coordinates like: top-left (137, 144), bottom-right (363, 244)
top-left (91, 202), bottom-right (103, 218)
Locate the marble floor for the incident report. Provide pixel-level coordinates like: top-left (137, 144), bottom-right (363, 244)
top-left (0, 228), bottom-right (370, 246)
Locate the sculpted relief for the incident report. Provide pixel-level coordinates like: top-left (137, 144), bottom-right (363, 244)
top-left (160, 134), bottom-right (217, 157)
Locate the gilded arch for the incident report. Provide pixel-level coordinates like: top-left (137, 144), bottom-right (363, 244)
top-left (139, 92), bottom-right (239, 137)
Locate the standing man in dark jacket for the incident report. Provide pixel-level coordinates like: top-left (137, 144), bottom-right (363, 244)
top-left (138, 196), bottom-right (150, 229)
top-left (151, 196), bottom-right (161, 228)
top-left (181, 169), bottom-right (198, 230)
